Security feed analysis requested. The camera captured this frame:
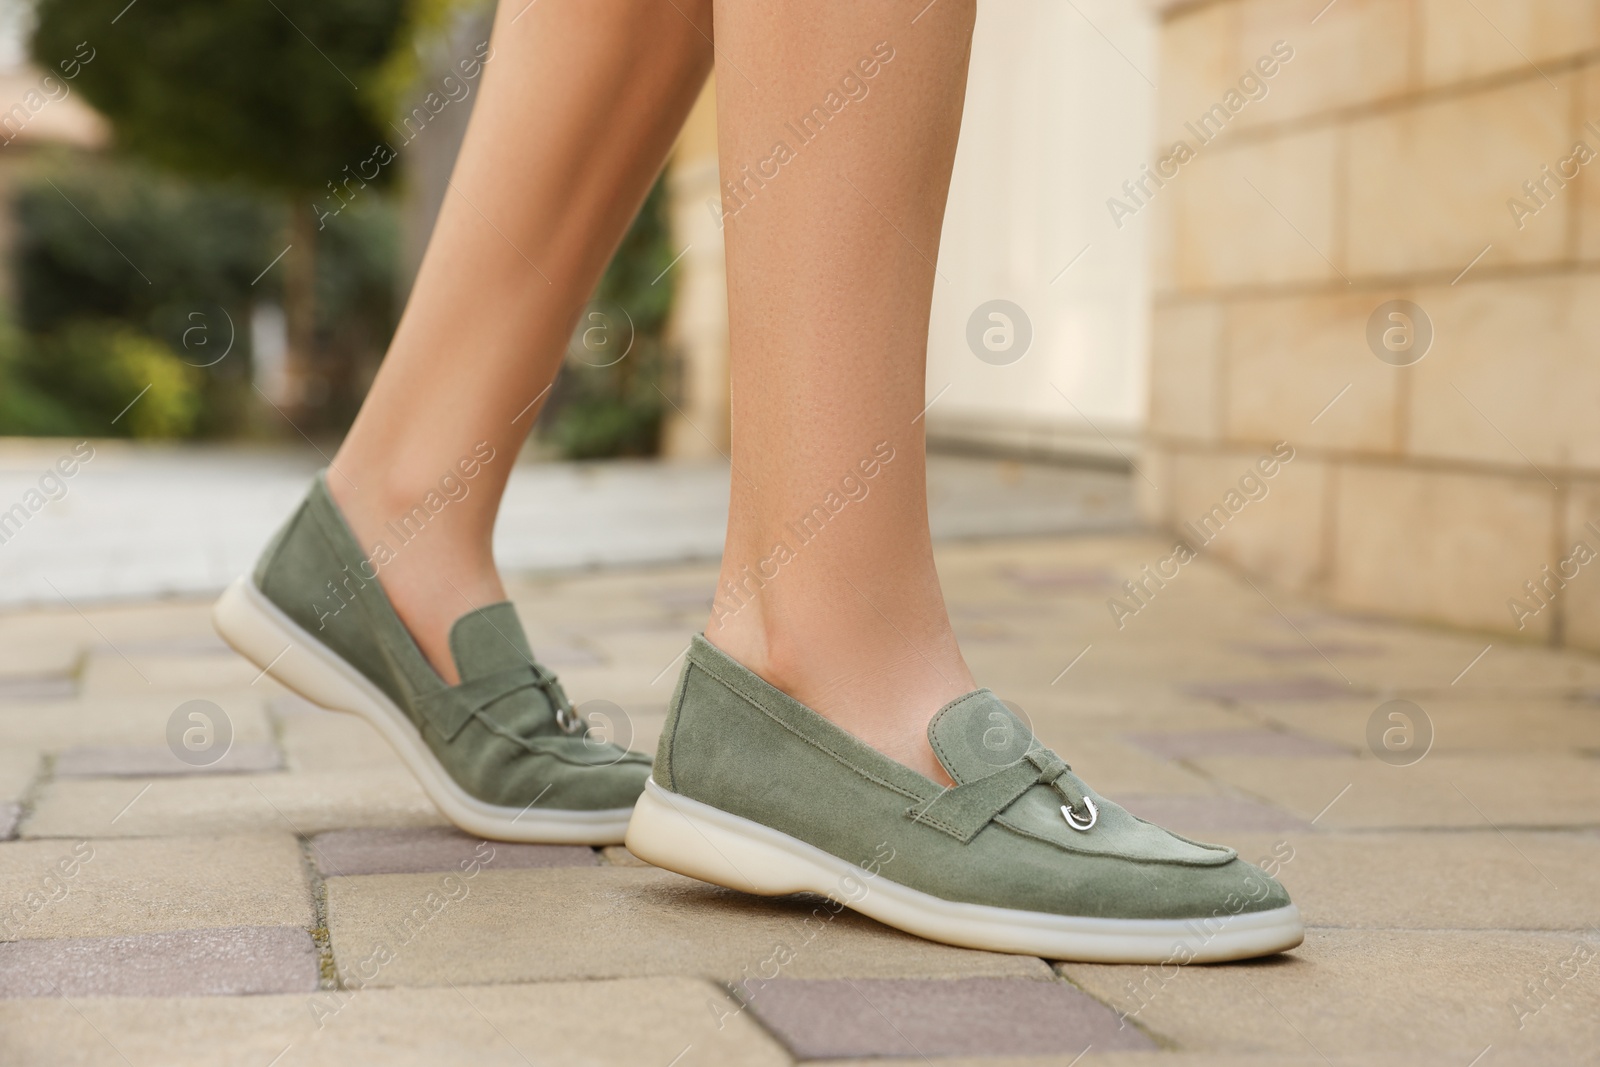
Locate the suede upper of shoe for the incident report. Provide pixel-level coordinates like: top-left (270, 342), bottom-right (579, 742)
top-left (658, 634), bottom-right (1293, 922)
top-left (252, 473), bottom-right (649, 811)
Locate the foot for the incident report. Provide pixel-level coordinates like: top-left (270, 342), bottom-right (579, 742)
top-left (213, 472), bottom-right (651, 844)
top-left (626, 635), bottom-right (1303, 963)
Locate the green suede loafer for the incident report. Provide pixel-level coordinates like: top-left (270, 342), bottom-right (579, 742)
top-left (626, 635), bottom-right (1303, 963)
top-left (213, 472), bottom-right (650, 843)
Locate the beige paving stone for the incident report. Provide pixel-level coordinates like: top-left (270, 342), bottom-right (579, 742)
top-left (1419, 0), bottom-right (1600, 88)
top-left (0, 747), bottom-right (41, 803)
top-left (274, 707), bottom-right (404, 772)
top-left (600, 845), bottom-right (650, 867)
top-left (1345, 75), bottom-right (1574, 277)
top-left (1058, 929), bottom-right (1600, 1060)
top-left (1155, 126), bottom-right (1340, 294)
top-left (79, 648), bottom-right (263, 696)
top-left (820, 1057), bottom-right (1521, 1067)
top-left (22, 769), bottom-right (447, 839)
top-left (1252, 695), bottom-right (1600, 755)
top-left (1225, 830), bottom-right (1600, 930)
top-left (0, 978), bottom-right (789, 1066)
top-left (0, 691), bottom-right (274, 752)
top-left (71, 600), bottom-right (223, 646)
top-left (1330, 463), bottom-right (1558, 638)
top-left (1030, 735), bottom-right (1221, 797)
top-left (1275, 625), bottom-right (1600, 694)
top-left (1191, 752), bottom-right (1600, 829)
top-left (0, 634), bottom-right (81, 681)
top-left (0, 834), bottom-right (311, 940)
top-left (0, 925), bottom-right (318, 998)
top-left (1148, 299), bottom-right (1223, 442)
top-left (324, 866), bottom-right (1052, 987)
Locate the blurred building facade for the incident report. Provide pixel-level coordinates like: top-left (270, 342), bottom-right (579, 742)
top-left (1141, 0), bottom-right (1600, 651)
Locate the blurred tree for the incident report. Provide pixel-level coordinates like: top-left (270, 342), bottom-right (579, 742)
top-left (32, 0), bottom-right (412, 424)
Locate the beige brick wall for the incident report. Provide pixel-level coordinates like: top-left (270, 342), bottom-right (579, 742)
top-left (1145, 0), bottom-right (1600, 650)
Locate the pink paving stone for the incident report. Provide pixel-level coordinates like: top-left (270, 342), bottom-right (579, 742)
top-left (308, 826), bottom-right (599, 877)
top-left (0, 926), bottom-right (318, 998)
top-left (53, 742), bottom-right (284, 777)
top-left (739, 977), bottom-right (1153, 1059)
top-left (1124, 729), bottom-right (1350, 760)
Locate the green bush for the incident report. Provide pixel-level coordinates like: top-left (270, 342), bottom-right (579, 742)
top-left (543, 177), bottom-right (675, 459)
top-left (0, 320), bottom-right (201, 438)
top-left (6, 153), bottom-right (397, 437)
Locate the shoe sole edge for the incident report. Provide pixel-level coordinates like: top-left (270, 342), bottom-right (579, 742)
top-left (626, 778), bottom-right (1304, 964)
top-left (212, 576), bottom-right (634, 845)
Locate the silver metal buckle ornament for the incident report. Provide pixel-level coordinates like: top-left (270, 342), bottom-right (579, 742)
top-left (555, 703), bottom-right (583, 734)
top-left (1061, 796), bottom-right (1098, 832)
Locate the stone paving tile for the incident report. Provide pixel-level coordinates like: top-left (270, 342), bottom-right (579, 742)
top-left (0, 834), bottom-right (312, 939)
top-left (0, 747), bottom-right (41, 801)
top-left (1124, 728), bottom-right (1351, 760)
top-left (0, 614), bottom-right (86, 679)
top-left (308, 827), bottom-right (596, 877)
top-left (0, 978), bottom-right (788, 1066)
top-left (819, 1056), bottom-right (1554, 1067)
top-left (1251, 696), bottom-right (1600, 754)
top-left (1183, 677), bottom-right (1358, 703)
top-left (1056, 929), bottom-right (1600, 1061)
top-left (1192, 753), bottom-right (1600, 829)
top-left (742, 977), bottom-right (1152, 1059)
top-left (1234, 640), bottom-right (1390, 661)
top-left (0, 674), bottom-right (75, 701)
top-left (1034, 736), bottom-right (1221, 797)
top-left (0, 691), bottom-right (274, 751)
top-left (79, 648), bottom-right (264, 696)
top-left (22, 770), bottom-right (447, 838)
top-left (600, 845), bottom-right (650, 866)
top-left (54, 741), bottom-right (283, 777)
top-left (325, 867), bottom-right (1052, 986)
top-left (1225, 830), bottom-right (1600, 931)
top-left (273, 708), bottom-right (404, 771)
top-left (1113, 794), bottom-right (1310, 835)
top-left (0, 926), bottom-right (318, 998)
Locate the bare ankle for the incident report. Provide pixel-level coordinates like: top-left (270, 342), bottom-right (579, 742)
top-left (325, 467), bottom-right (506, 685)
top-left (706, 607), bottom-right (964, 786)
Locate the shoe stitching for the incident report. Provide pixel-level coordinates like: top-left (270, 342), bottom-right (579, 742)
top-left (658, 657), bottom-right (694, 792)
top-left (686, 646), bottom-right (929, 806)
top-left (466, 712), bottom-right (645, 768)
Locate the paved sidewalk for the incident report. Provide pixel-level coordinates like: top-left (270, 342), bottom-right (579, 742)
top-left (2, 533), bottom-right (1599, 1065)
top-left (0, 443), bottom-right (1134, 607)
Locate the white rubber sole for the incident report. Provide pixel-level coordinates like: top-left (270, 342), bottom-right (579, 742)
top-left (212, 576), bottom-right (634, 844)
top-left (626, 778), bottom-right (1304, 964)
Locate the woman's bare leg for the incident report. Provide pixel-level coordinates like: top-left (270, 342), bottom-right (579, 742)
top-left (706, 0), bottom-right (978, 783)
top-left (328, 0), bottom-right (712, 682)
